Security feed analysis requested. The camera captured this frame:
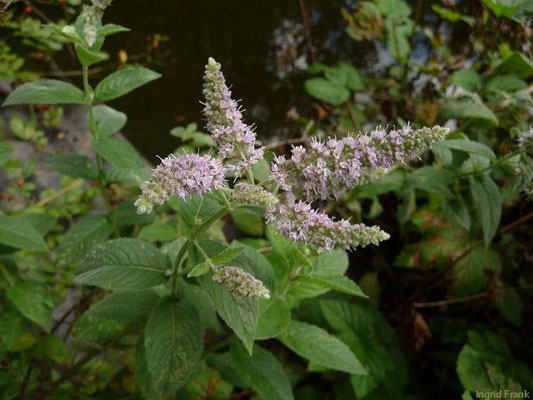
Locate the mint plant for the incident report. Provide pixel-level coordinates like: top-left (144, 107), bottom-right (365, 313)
top-left (1, 0), bottom-right (530, 398)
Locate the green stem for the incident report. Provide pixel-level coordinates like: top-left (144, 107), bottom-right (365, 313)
top-left (457, 151), bottom-right (518, 178)
top-left (195, 242), bottom-right (216, 270)
top-left (170, 208), bottom-right (230, 297)
top-left (0, 262), bottom-right (15, 287)
top-left (82, 65), bottom-right (119, 237)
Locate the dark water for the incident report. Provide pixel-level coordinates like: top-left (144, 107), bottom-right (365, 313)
top-left (86, 0), bottom-right (370, 162)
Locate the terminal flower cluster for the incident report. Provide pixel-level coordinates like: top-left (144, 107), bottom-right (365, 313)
top-left (135, 154), bottom-right (224, 214)
top-left (231, 182), bottom-right (278, 206)
top-left (266, 194), bottom-right (390, 251)
top-left (272, 125), bottom-right (450, 201)
top-left (202, 57), bottom-right (264, 176)
top-left (212, 266), bottom-right (270, 299)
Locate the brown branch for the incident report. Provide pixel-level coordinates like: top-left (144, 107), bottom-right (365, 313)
top-left (413, 292), bottom-right (488, 308)
top-left (297, 0), bottom-right (316, 63)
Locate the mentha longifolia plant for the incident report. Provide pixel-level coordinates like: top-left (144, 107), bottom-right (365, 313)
top-left (0, 2), bottom-right (451, 395)
top-left (135, 57), bottom-right (449, 297)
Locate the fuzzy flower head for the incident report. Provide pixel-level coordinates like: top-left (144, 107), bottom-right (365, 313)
top-left (202, 58), bottom-right (264, 176)
top-left (272, 125), bottom-right (449, 201)
top-left (135, 153), bottom-right (225, 214)
top-left (517, 127), bottom-right (533, 157)
top-left (231, 182), bottom-right (279, 206)
top-left (266, 194), bottom-right (390, 252)
top-left (213, 266), bottom-right (270, 299)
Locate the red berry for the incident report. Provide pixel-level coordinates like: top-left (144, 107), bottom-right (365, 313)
top-left (24, 5), bottom-right (32, 14)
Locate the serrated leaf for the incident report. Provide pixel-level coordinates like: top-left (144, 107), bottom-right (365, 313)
top-left (144, 297), bottom-right (204, 394)
top-left (256, 298), bottom-right (291, 340)
top-left (56, 215), bottom-right (113, 265)
top-left (457, 330), bottom-right (533, 392)
top-left (46, 152), bottom-right (99, 180)
top-left (75, 43), bottom-right (108, 67)
top-left (187, 262), bottom-right (211, 278)
top-left (7, 281), bottom-right (54, 332)
top-left (199, 269), bottom-right (258, 355)
top-left (320, 300), bottom-right (409, 397)
top-left (137, 221), bottom-right (177, 242)
top-left (178, 195), bottom-right (224, 229)
top-left (453, 247), bottom-right (501, 296)
top-left (325, 63), bottom-right (364, 91)
top-left (304, 78), bottom-right (350, 105)
top-left (211, 247), bottom-right (244, 265)
top-left (469, 175), bottom-right (502, 246)
top-left (91, 135), bottom-right (141, 169)
top-left (98, 23), bottom-right (130, 37)
top-left (297, 274), bottom-right (367, 297)
top-left (74, 314), bottom-right (126, 341)
top-left (86, 290), bottom-right (159, 326)
top-left (33, 336), bottom-right (70, 364)
top-left (74, 238), bottom-right (169, 291)
top-left (0, 215), bottom-right (48, 252)
top-left (439, 98), bottom-right (499, 126)
top-left (2, 80), bottom-right (86, 106)
top-left (436, 139), bottom-right (496, 160)
top-left (90, 105), bottom-right (127, 136)
top-left (279, 320), bottom-right (366, 375)
top-left (94, 66), bottom-right (161, 102)
top-left (231, 341), bottom-right (294, 400)
top-left (449, 69), bottom-right (480, 90)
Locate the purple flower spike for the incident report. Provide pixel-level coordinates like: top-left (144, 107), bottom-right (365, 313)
top-left (272, 125), bottom-right (450, 201)
top-left (203, 58), bottom-right (264, 177)
top-left (135, 153), bottom-right (225, 214)
top-left (266, 194), bottom-right (390, 252)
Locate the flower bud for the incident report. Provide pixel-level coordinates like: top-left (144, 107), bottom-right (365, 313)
top-left (212, 266), bottom-right (270, 299)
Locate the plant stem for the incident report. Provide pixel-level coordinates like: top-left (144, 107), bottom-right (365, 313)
top-left (82, 65), bottom-right (119, 236)
top-left (170, 208), bottom-right (230, 296)
top-left (457, 151), bottom-right (518, 178)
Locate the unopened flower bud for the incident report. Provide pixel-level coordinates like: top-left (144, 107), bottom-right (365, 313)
top-left (213, 266), bottom-right (270, 299)
top-left (231, 182), bottom-right (278, 206)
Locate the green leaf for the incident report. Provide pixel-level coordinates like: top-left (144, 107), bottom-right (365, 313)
top-left (211, 247), bottom-right (244, 265)
top-left (86, 290), bottom-right (159, 326)
top-left (46, 152), bottom-right (99, 180)
top-left (436, 139), bottom-right (496, 160)
top-left (491, 52), bottom-right (533, 79)
top-left (56, 215), bottom-right (113, 265)
top-left (449, 69), bottom-right (480, 90)
top-left (500, 285), bottom-right (523, 327)
top-left (15, 213), bottom-right (56, 236)
top-left (74, 314), bottom-right (125, 342)
top-left (231, 207), bottom-right (264, 237)
top-left (94, 66), bottom-right (161, 102)
top-left (325, 63), bottom-right (364, 90)
top-left (90, 105), bottom-right (127, 136)
top-left (0, 215), bottom-right (47, 252)
top-left (297, 275), bottom-right (367, 298)
top-left (439, 97), bottom-right (499, 126)
top-left (304, 78), bottom-right (350, 105)
top-left (199, 269), bottom-right (258, 355)
top-left (231, 341), bottom-right (294, 400)
top-left (486, 75), bottom-right (527, 92)
top-left (91, 136), bottom-right (141, 169)
top-left (178, 195), bottom-right (224, 229)
top-left (2, 80), bottom-right (86, 106)
top-left (7, 281), bottom-right (54, 332)
top-left (453, 247), bottom-right (501, 296)
top-left (256, 298), bottom-right (291, 340)
top-left (469, 175), bottom-right (502, 246)
top-left (74, 238), bottom-right (169, 291)
top-left (98, 23), bottom-right (130, 38)
top-left (137, 221), bottom-right (177, 242)
top-left (187, 262), bottom-right (211, 278)
top-left (144, 297), bottom-right (204, 394)
top-left (279, 320), bottom-right (366, 375)
top-left (457, 330), bottom-right (533, 392)
top-left (75, 43), bottom-right (108, 67)
top-left (320, 300), bottom-right (409, 398)
top-left (33, 336), bottom-right (70, 364)
top-left (0, 312), bottom-right (25, 352)
top-left (0, 142), bottom-right (13, 166)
